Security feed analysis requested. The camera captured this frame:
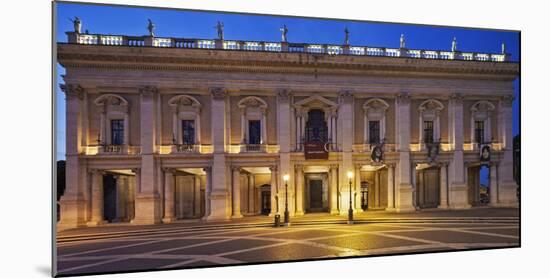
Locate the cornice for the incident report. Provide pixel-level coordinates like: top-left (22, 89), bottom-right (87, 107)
top-left (57, 43), bottom-right (519, 81)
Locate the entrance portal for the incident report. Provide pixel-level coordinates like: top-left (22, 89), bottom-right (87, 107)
top-left (468, 165), bottom-right (490, 206)
top-left (416, 166), bottom-right (440, 209)
top-left (305, 173), bottom-right (328, 212)
top-left (260, 184), bottom-right (271, 215)
top-left (102, 173), bottom-right (135, 223)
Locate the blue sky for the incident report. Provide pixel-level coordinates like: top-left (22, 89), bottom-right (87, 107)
top-left (55, 1), bottom-right (520, 176)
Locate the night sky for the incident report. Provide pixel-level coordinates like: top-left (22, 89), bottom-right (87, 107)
top-left (55, 2), bottom-right (520, 184)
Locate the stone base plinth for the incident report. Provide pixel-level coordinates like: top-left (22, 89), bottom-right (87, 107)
top-left (449, 184), bottom-right (470, 209)
top-left (86, 220), bottom-right (107, 227)
top-left (57, 198), bottom-right (87, 230)
top-left (133, 194), bottom-right (161, 225)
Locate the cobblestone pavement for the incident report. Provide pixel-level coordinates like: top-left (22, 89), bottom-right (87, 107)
top-left (56, 208), bottom-right (519, 276)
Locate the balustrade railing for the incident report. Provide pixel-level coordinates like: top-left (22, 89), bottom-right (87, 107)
top-left (241, 144), bottom-right (266, 153)
top-left (67, 32), bottom-right (510, 62)
top-left (172, 144), bottom-right (200, 153)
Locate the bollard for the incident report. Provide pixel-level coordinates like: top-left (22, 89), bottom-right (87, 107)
top-left (274, 214), bottom-right (281, 227)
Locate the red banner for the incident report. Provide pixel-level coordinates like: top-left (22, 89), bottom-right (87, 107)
top-left (304, 141), bottom-right (329, 160)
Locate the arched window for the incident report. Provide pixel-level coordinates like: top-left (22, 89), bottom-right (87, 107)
top-left (418, 99), bottom-right (444, 150)
top-left (363, 98), bottom-right (390, 145)
top-left (168, 95), bottom-right (202, 149)
top-left (94, 94), bottom-right (129, 153)
top-left (470, 100), bottom-right (495, 147)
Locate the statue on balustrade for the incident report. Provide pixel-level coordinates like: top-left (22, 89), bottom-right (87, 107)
top-left (147, 19), bottom-right (155, 37)
top-left (452, 37), bottom-right (458, 52)
top-left (215, 21), bottom-right (224, 40)
top-left (280, 24), bottom-right (288, 42)
top-left (344, 27), bottom-right (349, 45)
top-left (400, 34), bottom-right (406, 49)
top-left (70, 16), bottom-right (81, 34)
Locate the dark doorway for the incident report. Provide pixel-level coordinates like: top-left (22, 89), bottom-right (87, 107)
top-left (103, 174), bottom-right (117, 222)
top-left (309, 180), bottom-right (323, 210)
top-left (361, 182), bottom-right (369, 210)
top-left (260, 184), bottom-right (271, 215)
top-left (416, 167), bottom-right (440, 209)
top-left (468, 165), bottom-right (490, 206)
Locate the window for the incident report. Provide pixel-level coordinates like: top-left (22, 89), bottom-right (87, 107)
top-left (248, 120), bottom-right (261, 144)
top-left (423, 121), bottom-right (434, 143)
top-left (305, 109), bottom-right (328, 142)
top-left (111, 119), bottom-right (124, 145)
top-left (368, 121), bottom-right (380, 144)
top-left (475, 121), bottom-right (485, 144)
top-left (182, 120), bottom-right (195, 145)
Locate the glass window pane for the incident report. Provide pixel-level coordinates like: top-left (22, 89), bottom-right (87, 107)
top-left (248, 120), bottom-right (261, 144)
top-left (423, 121), bottom-right (434, 143)
top-left (475, 121), bottom-right (484, 143)
top-left (182, 120), bottom-right (195, 144)
top-left (369, 121), bottom-right (380, 144)
top-left (110, 119), bottom-right (124, 145)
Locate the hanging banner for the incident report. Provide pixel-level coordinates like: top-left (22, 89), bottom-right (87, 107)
top-left (304, 141), bottom-right (329, 160)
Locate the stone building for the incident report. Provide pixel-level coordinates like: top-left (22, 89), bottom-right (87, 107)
top-left (57, 28), bottom-right (519, 229)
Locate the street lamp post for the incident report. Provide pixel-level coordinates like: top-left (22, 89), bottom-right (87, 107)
top-left (347, 171), bottom-right (354, 224)
top-left (283, 174), bottom-right (290, 226)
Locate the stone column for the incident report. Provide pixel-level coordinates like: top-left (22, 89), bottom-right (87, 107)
top-left (295, 165), bottom-right (304, 215)
top-left (232, 166), bottom-right (243, 218)
top-left (203, 166), bottom-right (212, 219)
top-left (208, 87), bottom-right (231, 220)
top-left (134, 86), bottom-right (162, 225)
top-left (329, 164), bottom-right (339, 214)
top-left (248, 174), bottom-right (255, 214)
top-left (386, 164), bottom-right (395, 210)
top-left (395, 93), bottom-right (415, 212)
top-left (87, 170), bottom-right (105, 226)
top-left (497, 95), bottom-right (518, 206)
top-left (261, 109), bottom-right (268, 145)
top-left (162, 168), bottom-right (176, 223)
top-left (58, 84), bottom-right (87, 229)
top-left (269, 165), bottom-right (278, 215)
top-left (193, 176), bottom-right (201, 217)
top-left (490, 162), bottom-right (499, 206)
top-left (240, 108), bottom-right (246, 143)
top-left (277, 89), bottom-right (293, 215)
top-left (375, 170), bottom-right (381, 208)
top-left (339, 91), bottom-right (354, 215)
top-left (439, 163), bottom-right (449, 209)
top-left (355, 164), bottom-right (362, 211)
top-left (448, 93), bottom-right (470, 209)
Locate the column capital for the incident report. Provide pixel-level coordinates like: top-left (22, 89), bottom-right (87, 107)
top-left (162, 167), bottom-right (176, 174)
top-left (330, 164), bottom-right (339, 170)
top-left (339, 90), bottom-right (354, 103)
top-left (60, 84), bottom-right (84, 100)
top-left (294, 164), bottom-right (303, 171)
top-left (203, 166), bottom-right (212, 172)
top-left (210, 87), bottom-right (227, 99)
top-left (500, 95), bottom-right (514, 107)
top-left (231, 166), bottom-right (241, 172)
top-left (269, 165), bottom-right (278, 172)
top-left (450, 93), bottom-right (464, 104)
top-left (396, 92), bottom-right (411, 104)
top-left (88, 169), bottom-right (105, 175)
top-left (131, 168), bottom-right (141, 174)
top-left (355, 164), bottom-right (362, 170)
top-left (277, 88), bottom-right (292, 101)
top-left (139, 85), bottom-right (158, 97)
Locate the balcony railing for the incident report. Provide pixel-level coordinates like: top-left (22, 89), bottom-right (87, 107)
top-left (241, 144), bottom-right (267, 153)
top-left (66, 32), bottom-right (510, 62)
top-left (172, 144), bottom-right (201, 154)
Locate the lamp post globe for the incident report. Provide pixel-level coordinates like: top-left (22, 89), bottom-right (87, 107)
top-left (283, 174), bottom-right (290, 226)
top-left (347, 171), bottom-right (354, 224)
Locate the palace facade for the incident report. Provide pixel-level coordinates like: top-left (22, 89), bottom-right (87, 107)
top-left (57, 29), bottom-right (519, 229)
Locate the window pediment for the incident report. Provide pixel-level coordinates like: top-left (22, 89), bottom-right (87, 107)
top-left (168, 95), bottom-right (201, 113)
